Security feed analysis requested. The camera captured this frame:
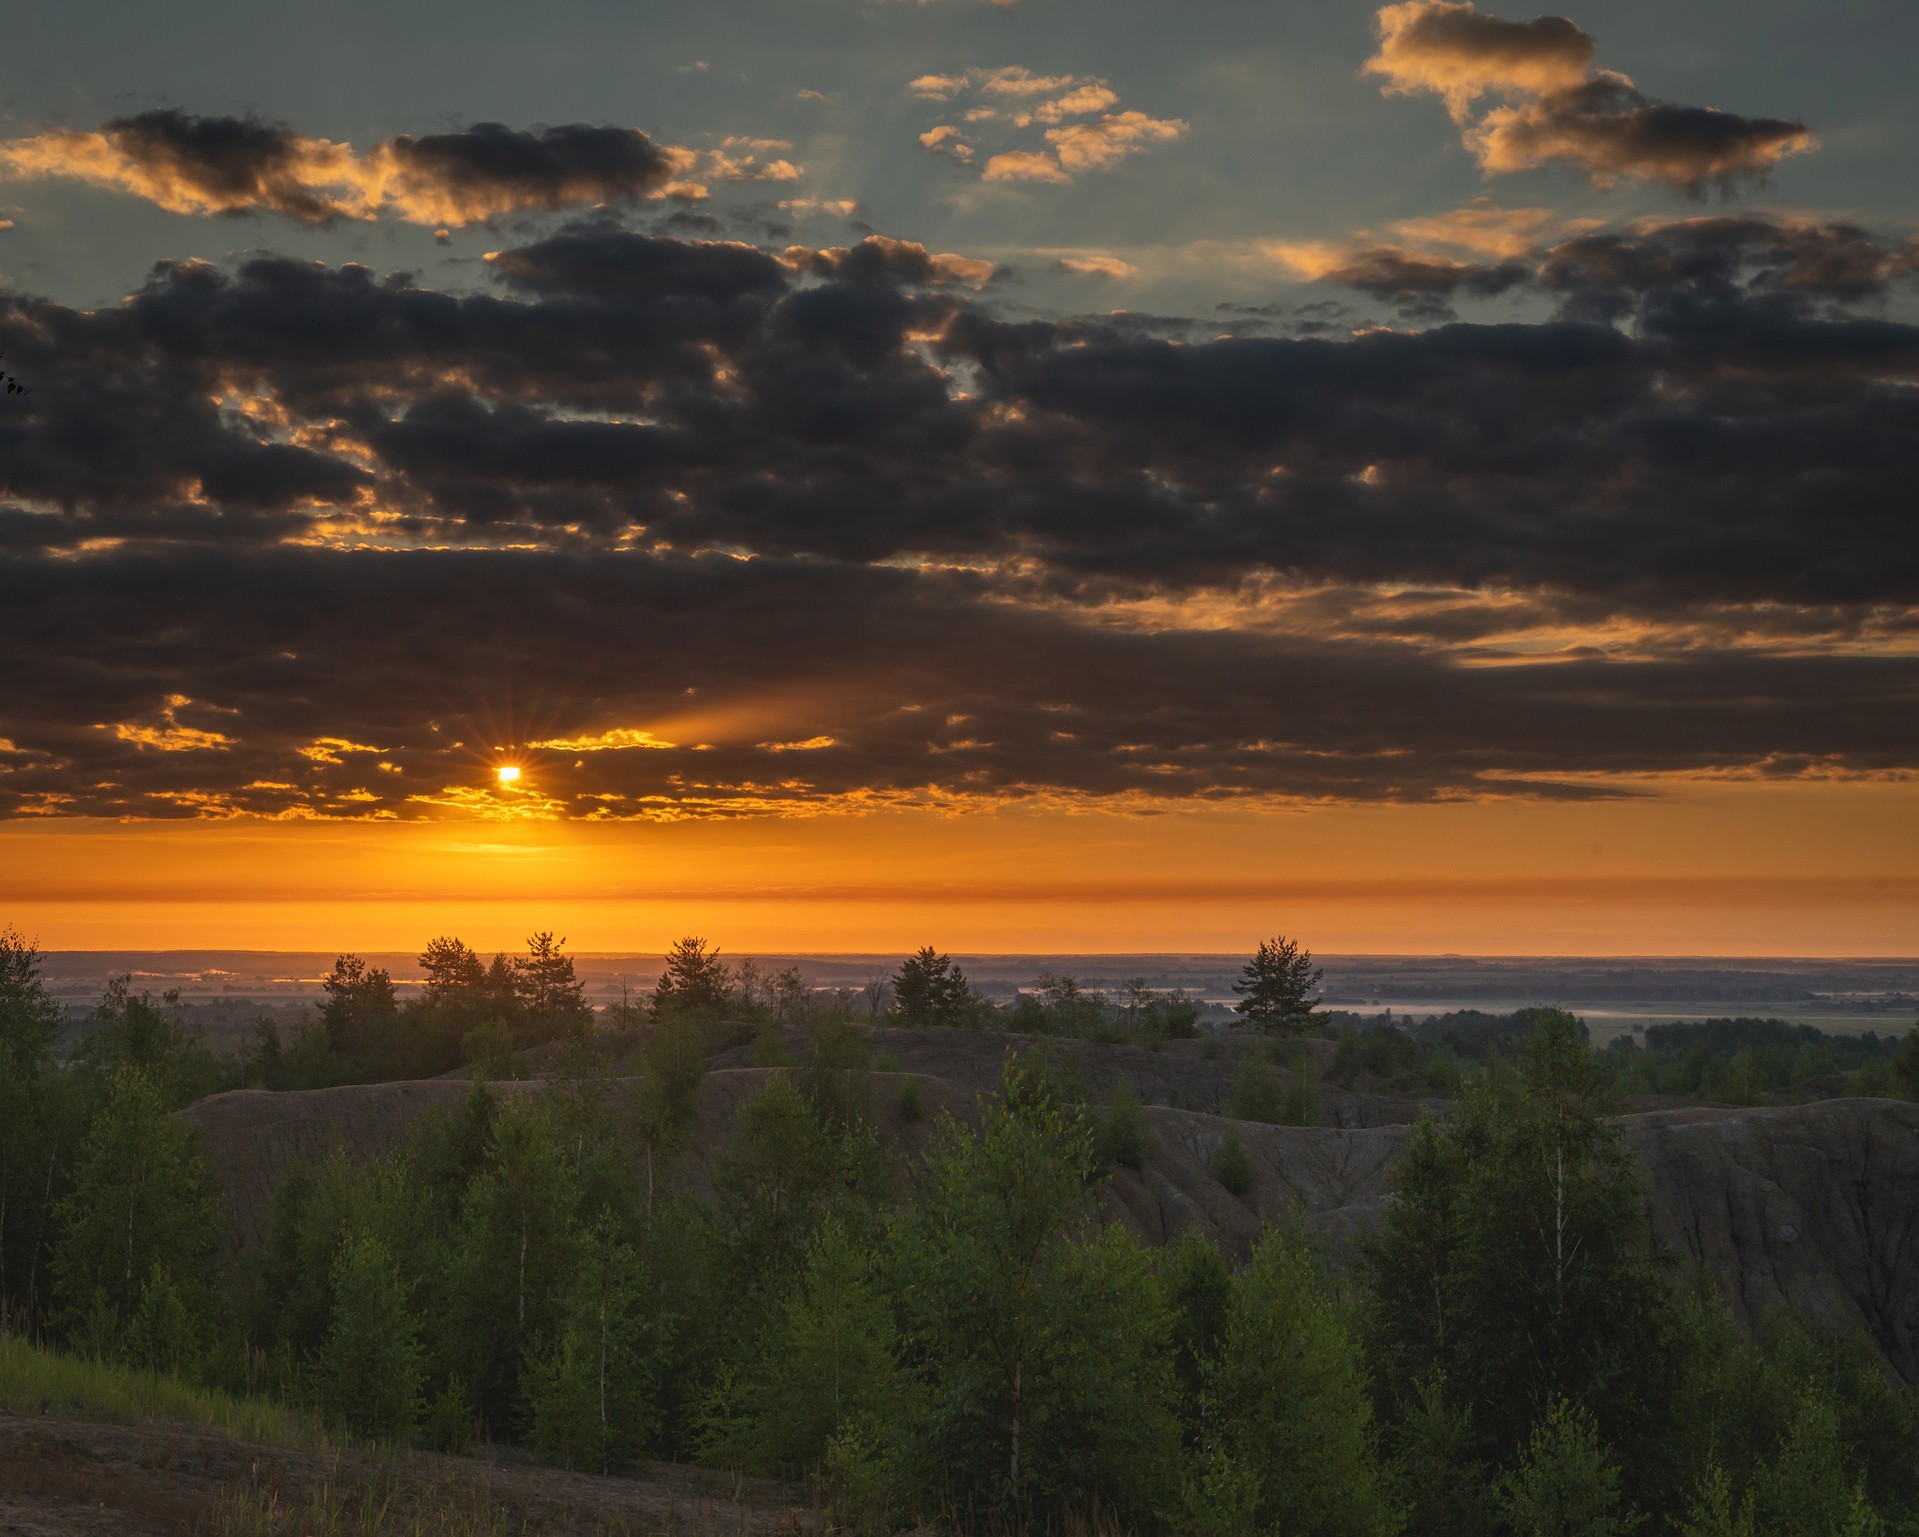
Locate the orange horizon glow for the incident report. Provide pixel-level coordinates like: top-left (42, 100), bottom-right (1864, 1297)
top-left (4, 776), bottom-right (1915, 956)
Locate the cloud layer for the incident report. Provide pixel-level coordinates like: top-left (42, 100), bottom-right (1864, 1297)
top-left (1, 196), bottom-right (1916, 821)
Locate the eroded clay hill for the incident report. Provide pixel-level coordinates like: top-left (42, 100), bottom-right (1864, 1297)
top-left (182, 1029), bottom-right (1919, 1384)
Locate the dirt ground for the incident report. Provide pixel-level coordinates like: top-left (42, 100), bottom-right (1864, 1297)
top-left (0, 1410), bottom-right (818, 1536)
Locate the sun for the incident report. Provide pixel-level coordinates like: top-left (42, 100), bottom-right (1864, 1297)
top-left (495, 764), bottom-right (522, 786)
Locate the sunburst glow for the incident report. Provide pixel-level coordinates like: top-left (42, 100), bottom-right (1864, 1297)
top-left (495, 764), bottom-right (521, 785)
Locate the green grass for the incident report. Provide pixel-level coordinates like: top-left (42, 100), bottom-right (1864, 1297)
top-left (0, 1332), bottom-right (328, 1449)
top-left (210, 1475), bottom-right (516, 1537)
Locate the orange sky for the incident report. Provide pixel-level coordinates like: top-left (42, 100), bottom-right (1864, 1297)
top-left (5, 777), bottom-right (1913, 955)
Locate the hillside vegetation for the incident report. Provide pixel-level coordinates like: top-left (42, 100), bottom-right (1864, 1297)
top-left (5, 926), bottom-right (1919, 1535)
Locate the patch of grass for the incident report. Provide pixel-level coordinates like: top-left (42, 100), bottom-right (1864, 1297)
top-left (211, 1472), bottom-right (515, 1537)
top-left (0, 1333), bottom-right (326, 1449)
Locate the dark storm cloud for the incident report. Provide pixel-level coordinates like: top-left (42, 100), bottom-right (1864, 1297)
top-left (3, 218), bottom-right (1918, 609)
top-left (1290, 215), bottom-right (1919, 322)
top-left (1365, 1), bottom-right (1816, 194)
top-left (1, 548), bottom-right (1914, 820)
top-left (0, 114), bottom-right (697, 226)
top-left (380, 123), bottom-right (683, 223)
top-left (2, 215), bottom-right (1918, 816)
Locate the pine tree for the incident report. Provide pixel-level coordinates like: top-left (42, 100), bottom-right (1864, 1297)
top-left (513, 932), bottom-right (593, 1045)
top-left (651, 937), bottom-right (733, 1020)
top-left (1231, 936), bottom-right (1323, 1035)
top-left (890, 947), bottom-right (972, 1028)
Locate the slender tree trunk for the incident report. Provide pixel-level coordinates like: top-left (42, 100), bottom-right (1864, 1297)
top-left (27, 1150), bottom-right (56, 1327)
top-left (1010, 1354), bottom-right (1022, 1501)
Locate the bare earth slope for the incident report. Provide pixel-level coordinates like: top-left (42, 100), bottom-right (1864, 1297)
top-left (182, 1062), bottom-right (1919, 1383)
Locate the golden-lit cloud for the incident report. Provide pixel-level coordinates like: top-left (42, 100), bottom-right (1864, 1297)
top-left (1391, 201), bottom-right (1580, 258)
top-left (1057, 254), bottom-right (1140, 280)
top-left (981, 151), bottom-right (1071, 185)
top-left (297, 737), bottom-right (388, 765)
top-left (528, 728), bottom-right (678, 752)
top-left (1362, 1), bottom-right (1816, 193)
top-left (1365, 0), bottom-right (1593, 119)
top-left (0, 112), bottom-right (807, 227)
top-left (99, 696), bottom-right (235, 753)
top-left (111, 722), bottom-right (235, 752)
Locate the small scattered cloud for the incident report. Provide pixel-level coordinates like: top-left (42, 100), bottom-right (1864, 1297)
top-left (1363, 1), bottom-right (1816, 194)
top-left (779, 197), bottom-right (859, 218)
top-left (788, 233), bottom-right (997, 288)
top-left (100, 696), bottom-right (235, 753)
top-left (1057, 254), bottom-right (1139, 280)
top-left (912, 69), bottom-right (1185, 183)
top-left (529, 728), bottom-right (678, 751)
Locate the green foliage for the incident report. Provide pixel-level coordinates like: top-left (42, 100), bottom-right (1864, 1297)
top-left (1387, 1373), bottom-right (1495, 1537)
top-left (525, 1224), bottom-right (655, 1473)
top-left (1184, 1226), bottom-right (1399, 1537)
top-left (636, 1011), bottom-right (709, 1198)
top-left (891, 945), bottom-right (974, 1028)
top-left (1496, 1400), bottom-right (1638, 1537)
top-left (895, 1074), bottom-right (924, 1123)
top-left (51, 1066), bottom-right (220, 1357)
top-left (1092, 1083), bottom-right (1153, 1171)
top-left (448, 1097), bottom-right (584, 1433)
top-left (1230, 1057), bottom-right (1286, 1123)
top-left (125, 1262), bottom-right (197, 1377)
top-left (1211, 1126), bottom-right (1255, 1197)
top-left (318, 1232), bottom-right (423, 1443)
top-left (702, 1216), bottom-right (897, 1481)
top-left (0, 927), bottom-right (80, 1330)
top-left (512, 931), bottom-right (593, 1044)
top-left (461, 1018), bottom-right (522, 1079)
top-left (75, 976), bottom-right (230, 1105)
top-left (320, 954), bottom-right (400, 1067)
top-left (890, 1053), bottom-right (1180, 1527)
top-left (651, 936), bottom-right (733, 1020)
top-left (1159, 1228), bottom-right (1231, 1427)
top-left (711, 1073), bottom-right (884, 1303)
top-left (1750, 1391), bottom-right (1886, 1537)
top-left (0, 924), bottom-right (62, 1080)
top-left (1282, 1052), bottom-right (1322, 1127)
top-left (1231, 935), bottom-right (1323, 1036)
top-left (1363, 1012), bottom-right (1685, 1504)
top-left (801, 1014), bottom-right (872, 1128)
top-left (1896, 1023), bottom-right (1919, 1099)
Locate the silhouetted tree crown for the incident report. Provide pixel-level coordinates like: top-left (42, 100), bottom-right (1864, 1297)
top-left (651, 937), bottom-right (732, 1020)
top-left (890, 945), bottom-right (972, 1027)
top-left (321, 955), bottom-right (400, 1063)
top-left (1232, 936), bottom-right (1323, 1036)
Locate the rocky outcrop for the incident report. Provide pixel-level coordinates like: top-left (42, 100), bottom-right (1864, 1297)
top-left (183, 1073), bottom-right (1919, 1382)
